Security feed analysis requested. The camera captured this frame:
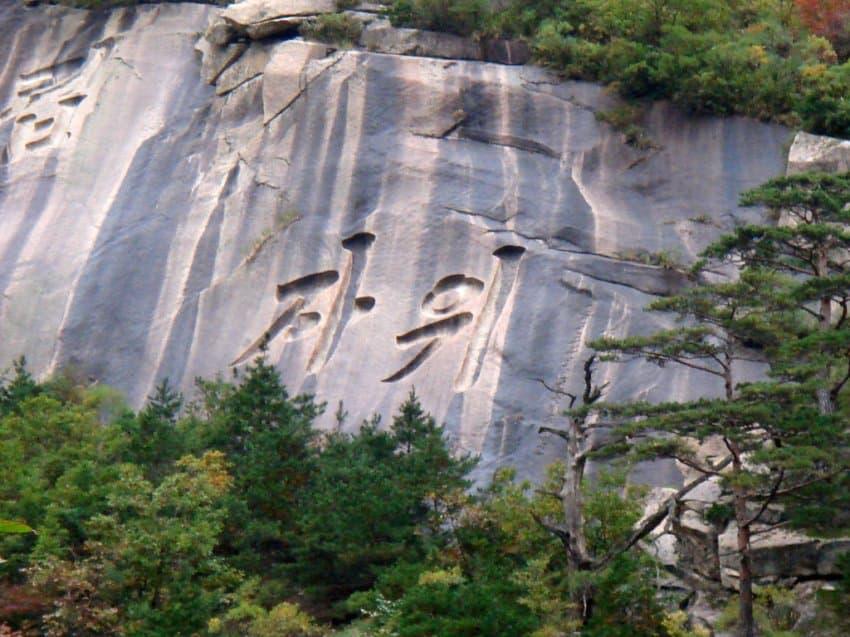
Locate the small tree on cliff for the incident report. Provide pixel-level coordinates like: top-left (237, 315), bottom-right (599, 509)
top-left (584, 173), bottom-right (850, 637)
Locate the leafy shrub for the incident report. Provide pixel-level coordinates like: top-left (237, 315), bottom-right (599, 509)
top-left (716, 585), bottom-right (801, 637)
top-left (300, 13), bottom-right (364, 46)
top-left (797, 61), bottom-right (850, 137)
top-left (387, 0), bottom-right (491, 37)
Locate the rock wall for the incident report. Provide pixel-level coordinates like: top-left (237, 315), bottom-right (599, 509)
top-left (0, 1), bottom-right (792, 481)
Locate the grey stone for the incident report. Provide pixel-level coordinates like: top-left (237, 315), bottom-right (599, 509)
top-left (261, 40), bottom-right (332, 124)
top-left (205, 19), bottom-right (238, 47)
top-left (244, 16), bottom-right (307, 40)
top-left (215, 43), bottom-right (271, 95)
top-left (480, 39), bottom-right (531, 65)
top-left (361, 22), bottom-right (483, 60)
top-left (210, 0), bottom-right (336, 42)
top-left (222, 0), bottom-right (336, 25)
top-left (681, 509), bottom-right (712, 536)
top-left (718, 526), bottom-right (850, 580)
top-left (0, 1), bottom-right (791, 486)
top-left (788, 131), bottom-right (850, 175)
top-left (199, 39), bottom-right (249, 85)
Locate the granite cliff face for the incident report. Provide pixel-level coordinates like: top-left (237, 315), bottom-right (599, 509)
top-left (0, 1), bottom-right (792, 481)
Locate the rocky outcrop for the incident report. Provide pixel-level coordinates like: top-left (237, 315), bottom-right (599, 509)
top-left (203, 0), bottom-right (532, 64)
top-left (788, 131), bottom-right (850, 175)
top-left (214, 0), bottom-right (337, 41)
top-left (0, 2), bottom-right (791, 485)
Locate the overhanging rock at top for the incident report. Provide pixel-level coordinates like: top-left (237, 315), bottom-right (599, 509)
top-left (215, 0), bottom-right (337, 41)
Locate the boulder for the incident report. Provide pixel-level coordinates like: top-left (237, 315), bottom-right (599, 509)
top-left (787, 131), bottom-right (850, 175)
top-left (718, 525), bottom-right (850, 582)
top-left (361, 22), bottom-right (483, 60)
top-left (209, 0), bottom-right (337, 43)
top-left (222, 0), bottom-right (336, 25)
top-left (244, 16), bottom-right (308, 40)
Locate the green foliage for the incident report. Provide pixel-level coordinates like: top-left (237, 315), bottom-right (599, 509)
top-left (386, 0), bottom-right (850, 137)
top-left (30, 451), bottom-right (238, 636)
top-left (210, 582), bottom-right (325, 637)
top-left (190, 358), bottom-right (321, 571)
top-left (0, 521), bottom-right (31, 535)
top-left (300, 13), bottom-right (364, 46)
top-left (0, 357), bottom-right (40, 417)
top-left (717, 585), bottom-right (801, 636)
top-left (358, 463), bottom-right (672, 637)
top-left (381, 575), bottom-right (540, 636)
top-left (290, 391), bottom-right (473, 612)
top-left (0, 360), bottom-right (486, 635)
top-left (115, 379), bottom-right (184, 482)
top-left (797, 61), bottom-right (850, 137)
top-left (0, 391), bottom-right (124, 577)
top-left (387, 0), bottom-right (491, 36)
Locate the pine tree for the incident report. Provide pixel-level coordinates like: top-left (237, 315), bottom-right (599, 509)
top-left (0, 357), bottom-right (40, 417)
top-left (291, 393), bottom-right (473, 613)
top-left (586, 173), bottom-right (850, 637)
top-left (118, 378), bottom-right (184, 481)
top-left (193, 357), bottom-right (322, 571)
top-left (703, 172), bottom-right (850, 414)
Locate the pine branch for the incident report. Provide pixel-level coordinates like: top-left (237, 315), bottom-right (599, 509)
top-left (534, 378), bottom-right (577, 406)
top-left (743, 469), bottom-right (784, 528)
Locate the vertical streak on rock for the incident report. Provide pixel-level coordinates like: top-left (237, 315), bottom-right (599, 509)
top-left (311, 232), bottom-right (375, 373)
top-left (454, 246), bottom-right (524, 392)
top-left (306, 251), bottom-right (351, 374)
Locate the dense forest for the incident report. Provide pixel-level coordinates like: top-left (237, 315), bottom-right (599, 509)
top-left (34, 0), bottom-right (850, 139)
top-left (1, 173), bottom-right (850, 636)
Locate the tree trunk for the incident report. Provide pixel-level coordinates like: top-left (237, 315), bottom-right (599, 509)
top-left (736, 499), bottom-right (755, 637)
top-left (562, 423), bottom-right (588, 570)
top-left (817, 249), bottom-right (835, 415)
top-left (730, 446), bottom-right (755, 637)
top-left (561, 416), bottom-right (592, 622)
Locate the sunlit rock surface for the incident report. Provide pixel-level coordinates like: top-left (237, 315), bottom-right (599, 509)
top-left (0, 2), bottom-right (792, 481)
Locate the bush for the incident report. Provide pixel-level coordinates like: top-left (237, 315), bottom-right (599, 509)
top-left (387, 0), bottom-right (491, 37)
top-left (300, 13), bottom-right (364, 46)
top-left (797, 61), bottom-right (850, 137)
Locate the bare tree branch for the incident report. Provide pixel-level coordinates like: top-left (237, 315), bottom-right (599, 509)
top-left (591, 455), bottom-right (733, 570)
top-left (743, 469), bottom-right (784, 528)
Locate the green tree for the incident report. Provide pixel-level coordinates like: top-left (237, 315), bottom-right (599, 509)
top-left (0, 357), bottom-right (40, 417)
top-left (705, 172), bottom-right (850, 415)
top-left (191, 358), bottom-right (321, 570)
top-left (587, 172), bottom-right (850, 637)
top-left (291, 392), bottom-right (473, 613)
top-left (116, 379), bottom-right (184, 482)
top-left (0, 393), bottom-right (122, 577)
top-left (30, 451), bottom-right (239, 637)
